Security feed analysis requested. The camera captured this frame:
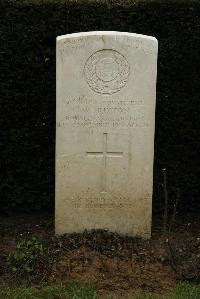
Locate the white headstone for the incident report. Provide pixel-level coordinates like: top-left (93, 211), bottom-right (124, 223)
top-left (56, 31), bottom-right (158, 238)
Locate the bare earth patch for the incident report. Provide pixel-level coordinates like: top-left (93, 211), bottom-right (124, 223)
top-left (0, 213), bottom-right (199, 295)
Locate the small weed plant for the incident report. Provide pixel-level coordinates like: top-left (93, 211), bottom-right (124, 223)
top-left (7, 236), bottom-right (43, 275)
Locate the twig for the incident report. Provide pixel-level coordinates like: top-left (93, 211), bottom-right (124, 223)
top-left (168, 188), bottom-right (180, 233)
top-left (162, 168), bottom-right (169, 233)
top-left (165, 238), bottom-right (178, 274)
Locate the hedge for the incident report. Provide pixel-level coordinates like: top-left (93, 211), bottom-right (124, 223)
top-left (1, 0), bottom-right (200, 213)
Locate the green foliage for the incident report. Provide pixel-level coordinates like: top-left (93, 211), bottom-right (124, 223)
top-left (7, 236), bottom-right (43, 275)
top-left (6, 235), bottom-right (58, 279)
top-left (7, 236), bottom-right (44, 274)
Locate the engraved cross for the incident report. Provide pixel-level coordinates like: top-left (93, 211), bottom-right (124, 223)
top-left (86, 133), bottom-right (123, 193)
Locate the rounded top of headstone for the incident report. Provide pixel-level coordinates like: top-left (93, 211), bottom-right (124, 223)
top-left (56, 31), bottom-right (158, 44)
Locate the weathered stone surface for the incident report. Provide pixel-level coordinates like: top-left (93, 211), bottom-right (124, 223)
top-left (56, 31), bottom-right (158, 238)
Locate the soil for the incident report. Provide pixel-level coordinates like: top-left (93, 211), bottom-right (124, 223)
top-left (0, 213), bottom-right (199, 295)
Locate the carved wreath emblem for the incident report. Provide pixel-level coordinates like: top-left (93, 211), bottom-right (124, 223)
top-left (84, 49), bottom-right (129, 95)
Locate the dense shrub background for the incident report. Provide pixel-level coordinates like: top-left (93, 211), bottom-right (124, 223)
top-left (0, 0), bottom-right (200, 213)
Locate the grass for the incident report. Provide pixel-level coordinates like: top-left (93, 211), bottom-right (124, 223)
top-left (168, 284), bottom-right (200, 299)
top-left (102, 284), bottom-right (200, 299)
top-left (0, 283), bottom-right (97, 299)
top-left (0, 283), bottom-right (199, 299)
